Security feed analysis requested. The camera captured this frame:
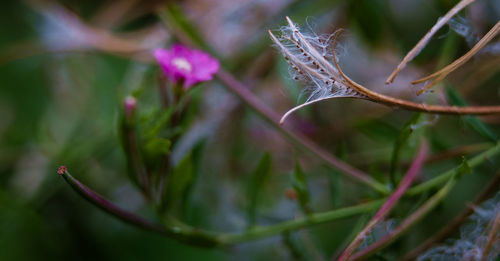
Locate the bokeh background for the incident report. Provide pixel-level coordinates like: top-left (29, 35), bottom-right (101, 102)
top-left (1, 0), bottom-right (500, 260)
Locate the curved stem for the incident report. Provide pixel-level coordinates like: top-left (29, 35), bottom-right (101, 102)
top-left (218, 199), bottom-right (385, 244)
top-left (58, 139), bottom-right (500, 248)
top-left (57, 166), bottom-right (384, 246)
top-left (331, 31), bottom-right (500, 116)
top-left (58, 167), bottom-right (166, 233)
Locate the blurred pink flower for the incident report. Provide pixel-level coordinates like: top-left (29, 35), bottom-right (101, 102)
top-left (153, 44), bottom-right (219, 88)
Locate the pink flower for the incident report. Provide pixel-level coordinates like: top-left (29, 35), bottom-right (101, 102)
top-left (153, 44), bottom-right (220, 88)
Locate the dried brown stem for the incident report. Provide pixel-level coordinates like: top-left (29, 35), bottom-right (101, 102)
top-left (331, 30), bottom-right (500, 116)
top-left (413, 20), bottom-right (500, 94)
top-left (386, 0), bottom-right (476, 84)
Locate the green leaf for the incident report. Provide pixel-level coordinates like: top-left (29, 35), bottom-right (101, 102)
top-left (183, 140), bottom-right (206, 223)
top-left (446, 87), bottom-right (497, 142)
top-left (328, 142), bottom-right (347, 208)
top-left (355, 119), bottom-right (399, 142)
top-left (390, 113), bottom-right (424, 185)
top-left (281, 232), bottom-right (305, 260)
top-left (247, 153), bottom-right (272, 227)
top-left (144, 137), bottom-right (171, 157)
top-left (145, 108), bottom-right (175, 139)
top-left (456, 156), bottom-right (472, 178)
top-left (163, 153), bottom-right (194, 211)
top-left (292, 159), bottom-right (311, 214)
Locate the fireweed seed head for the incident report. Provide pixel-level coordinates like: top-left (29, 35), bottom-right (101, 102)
top-left (269, 17), bottom-right (368, 124)
top-left (153, 44), bottom-right (220, 89)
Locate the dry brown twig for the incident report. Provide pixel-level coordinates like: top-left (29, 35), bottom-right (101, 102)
top-left (331, 30), bottom-right (500, 116)
top-left (385, 0), bottom-right (476, 84)
top-left (413, 19), bottom-right (500, 95)
top-left (268, 17), bottom-right (500, 124)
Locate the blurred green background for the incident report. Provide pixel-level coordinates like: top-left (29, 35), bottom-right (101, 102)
top-left (1, 0), bottom-right (500, 260)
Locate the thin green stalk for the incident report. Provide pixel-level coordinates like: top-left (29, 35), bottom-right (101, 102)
top-left (121, 96), bottom-right (152, 199)
top-left (58, 137), bottom-right (499, 247)
top-left (407, 142), bottom-right (500, 196)
top-left (217, 199), bottom-right (384, 244)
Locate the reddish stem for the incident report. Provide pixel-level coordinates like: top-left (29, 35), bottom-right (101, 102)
top-left (58, 166), bottom-right (166, 234)
top-left (337, 142), bottom-right (429, 260)
top-left (216, 70), bottom-right (389, 194)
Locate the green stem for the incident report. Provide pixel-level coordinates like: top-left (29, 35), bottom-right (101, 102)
top-left (121, 97), bottom-right (152, 199)
top-left (58, 137), bottom-right (499, 247)
top-left (217, 199), bottom-right (384, 244)
top-left (58, 165), bottom-right (383, 246)
top-left (406, 142), bottom-right (500, 196)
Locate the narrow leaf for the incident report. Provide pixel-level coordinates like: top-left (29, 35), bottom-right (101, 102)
top-left (447, 87), bottom-right (497, 142)
top-left (247, 153), bottom-right (272, 227)
top-left (456, 156), bottom-right (472, 178)
top-left (144, 137), bottom-right (171, 157)
top-left (292, 159), bottom-right (311, 214)
top-left (163, 153), bottom-right (194, 211)
top-left (356, 119), bottom-right (400, 143)
top-left (390, 113), bottom-right (424, 185)
top-left (163, 4), bottom-right (216, 55)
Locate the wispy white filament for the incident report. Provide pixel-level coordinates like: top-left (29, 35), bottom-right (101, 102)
top-left (269, 17), bottom-right (367, 124)
top-left (417, 192), bottom-right (500, 261)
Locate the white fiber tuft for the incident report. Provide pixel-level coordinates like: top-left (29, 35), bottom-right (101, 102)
top-left (447, 16), bottom-right (477, 47)
top-left (269, 17), bottom-right (368, 123)
top-left (417, 192), bottom-right (500, 261)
